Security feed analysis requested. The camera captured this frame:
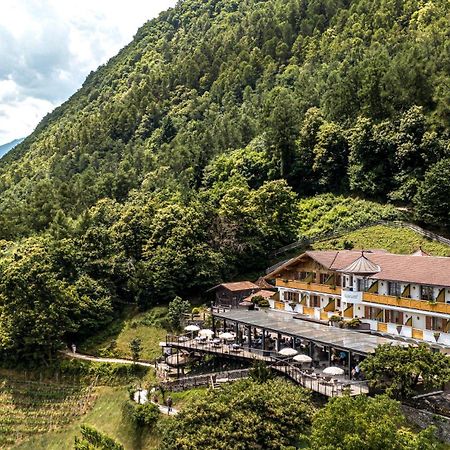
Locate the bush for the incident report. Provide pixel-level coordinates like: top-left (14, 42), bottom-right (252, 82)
top-left (250, 295), bottom-right (264, 305)
top-left (123, 400), bottom-right (160, 428)
top-left (74, 425), bottom-right (124, 450)
top-left (258, 299), bottom-right (270, 308)
top-left (191, 307), bottom-right (200, 315)
top-left (343, 318), bottom-right (361, 329)
top-left (329, 315), bottom-right (343, 322)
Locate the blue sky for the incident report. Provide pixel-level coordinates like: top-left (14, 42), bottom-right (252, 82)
top-left (0, 0), bottom-right (176, 144)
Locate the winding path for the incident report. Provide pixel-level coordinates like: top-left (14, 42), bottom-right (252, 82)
top-left (60, 350), bottom-right (155, 367)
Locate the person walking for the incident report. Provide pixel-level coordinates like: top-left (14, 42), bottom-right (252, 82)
top-left (166, 396), bottom-right (173, 415)
top-left (71, 343), bottom-right (77, 354)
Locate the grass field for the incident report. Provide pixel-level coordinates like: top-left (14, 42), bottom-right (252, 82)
top-left (79, 306), bottom-right (169, 361)
top-left (313, 225), bottom-right (450, 256)
top-left (0, 377), bottom-right (96, 449)
top-left (13, 385), bottom-right (208, 450)
top-left (297, 194), bottom-right (401, 237)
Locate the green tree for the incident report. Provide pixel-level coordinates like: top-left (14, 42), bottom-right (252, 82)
top-left (248, 360), bottom-right (273, 383)
top-left (308, 395), bottom-right (437, 450)
top-left (414, 158), bottom-right (450, 226)
top-left (360, 344), bottom-right (450, 399)
top-left (313, 122), bottom-right (349, 192)
top-left (167, 296), bottom-right (191, 332)
top-left (159, 379), bottom-right (313, 450)
top-left (129, 338), bottom-right (143, 363)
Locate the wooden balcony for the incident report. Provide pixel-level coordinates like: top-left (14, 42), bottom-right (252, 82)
top-left (363, 292), bottom-right (450, 314)
top-left (276, 279), bottom-right (339, 296)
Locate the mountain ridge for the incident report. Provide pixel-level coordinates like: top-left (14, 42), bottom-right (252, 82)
top-left (0, 138), bottom-right (25, 158)
top-left (0, 0), bottom-right (448, 363)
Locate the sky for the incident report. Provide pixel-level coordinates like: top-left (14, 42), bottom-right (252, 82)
top-left (0, 0), bottom-right (176, 145)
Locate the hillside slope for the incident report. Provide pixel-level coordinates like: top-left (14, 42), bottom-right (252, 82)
top-left (0, 0), bottom-right (448, 238)
top-left (0, 0), bottom-right (449, 363)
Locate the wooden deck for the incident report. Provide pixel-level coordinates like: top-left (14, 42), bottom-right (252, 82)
top-left (164, 337), bottom-right (369, 397)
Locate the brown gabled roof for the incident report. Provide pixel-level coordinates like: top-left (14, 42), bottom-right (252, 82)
top-left (266, 249), bottom-right (450, 288)
top-left (254, 277), bottom-right (275, 289)
top-left (244, 290), bottom-right (276, 302)
top-left (207, 281), bottom-right (260, 292)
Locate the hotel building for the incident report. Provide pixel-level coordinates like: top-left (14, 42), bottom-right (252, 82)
top-left (265, 249), bottom-right (450, 347)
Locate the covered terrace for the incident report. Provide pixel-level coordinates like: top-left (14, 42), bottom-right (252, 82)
top-left (212, 308), bottom-right (408, 375)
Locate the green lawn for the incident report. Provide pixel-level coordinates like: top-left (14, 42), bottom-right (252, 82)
top-left (312, 225), bottom-right (450, 256)
top-left (79, 306), bottom-right (169, 361)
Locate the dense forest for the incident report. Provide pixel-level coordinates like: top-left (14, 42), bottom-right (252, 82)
top-left (0, 0), bottom-right (449, 363)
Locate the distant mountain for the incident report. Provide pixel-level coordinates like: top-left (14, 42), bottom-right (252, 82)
top-left (0, 138), bottom-right (24, 158)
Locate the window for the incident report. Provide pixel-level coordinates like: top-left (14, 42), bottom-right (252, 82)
top-left (367, 307), bottom-right (383, 322)
top-left (320, 273), bottom-right (328, 284)
top-left (310, 295), bottom-right (320, 308)
top-left (357, 278), bottom-right (372, 292)
top-left (297, 271), bottom-right (312, 281)
top-left (389, 310), bottom-right (403, 324)
top-left (421, 285), bottom-right (434, 301)
top-left (427, 317), bottom-right (446, 331)
top-left (388, 282), bottom-right (401, 296)
top-left (285, 291), bottom-right (299, 302)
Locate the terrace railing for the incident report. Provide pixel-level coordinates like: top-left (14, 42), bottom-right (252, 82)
top-left (164, 336), bottom-right (369, 397)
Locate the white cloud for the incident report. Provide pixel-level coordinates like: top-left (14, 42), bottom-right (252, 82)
top-left (0, 0), bottom-right (176, 144)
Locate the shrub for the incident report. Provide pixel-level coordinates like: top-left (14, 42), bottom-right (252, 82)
top-left (343, 318), bottom-right (361, 329)
top-left (329, 315), bottom-right (343, 322)
top-left (74, 425), bottom-right (124, 450)
top-left (258, 299), bottom-right (270, 308)
top-left (123, 400), bottom-right (160, 428)
top-left (251, 295), bottom-right (264, 305)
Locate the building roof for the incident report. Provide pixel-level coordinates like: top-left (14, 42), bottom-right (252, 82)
top-left (339, 253), bottom-right (381, 274)
top-left (254, 276), bottom-right (275, 289)
top-left (244, 290), bottom-right (275, 302)
top-left (266, 249), bottom-right (450, 287)
top-left (213, 309), bottom-right (408, 355)
top-left (207, 281), bottom-right (260, 292)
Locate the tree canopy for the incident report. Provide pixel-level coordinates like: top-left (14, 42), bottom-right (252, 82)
top-left (309, 395), bottom-right (437, 450)
top-left (360, 344), bottom-right (450, 399)
top-left (159, 379), bottom-right (313, 450)
top-left (0, 0), bottom-right (449, 360)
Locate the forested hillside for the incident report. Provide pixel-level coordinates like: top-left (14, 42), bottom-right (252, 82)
top-left (0, 0), bottom-right (449, 363)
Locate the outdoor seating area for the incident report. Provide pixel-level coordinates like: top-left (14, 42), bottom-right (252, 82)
top-left (158, 309), bottom-right (398, 396)
top-left (164, 333), bottom-right (369, 397)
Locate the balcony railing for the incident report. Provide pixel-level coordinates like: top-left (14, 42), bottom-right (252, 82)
top-left (363, 292), bottom-right (450, 314)
top-left (276, 279), bottom-right (339, 295)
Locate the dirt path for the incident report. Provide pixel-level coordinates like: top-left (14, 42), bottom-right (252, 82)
top-left (60, 350), bottom-right (155, 368)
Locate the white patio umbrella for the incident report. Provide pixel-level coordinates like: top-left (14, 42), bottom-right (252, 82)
top-left (323, 366), bottom-right (345, 376)
top-left (293, 354), bottom-right (312, 363)
top-left (199, 329), bottom-right (214, 338)
top-left (184, 325), bottom-right (200, 332)
top-left (278, 347), bottom-right (298, 357)
top-left (219, 332), bottom-right (235, 340)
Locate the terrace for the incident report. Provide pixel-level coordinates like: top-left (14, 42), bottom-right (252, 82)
top-left (164, 335), bottom-right (369, 397)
